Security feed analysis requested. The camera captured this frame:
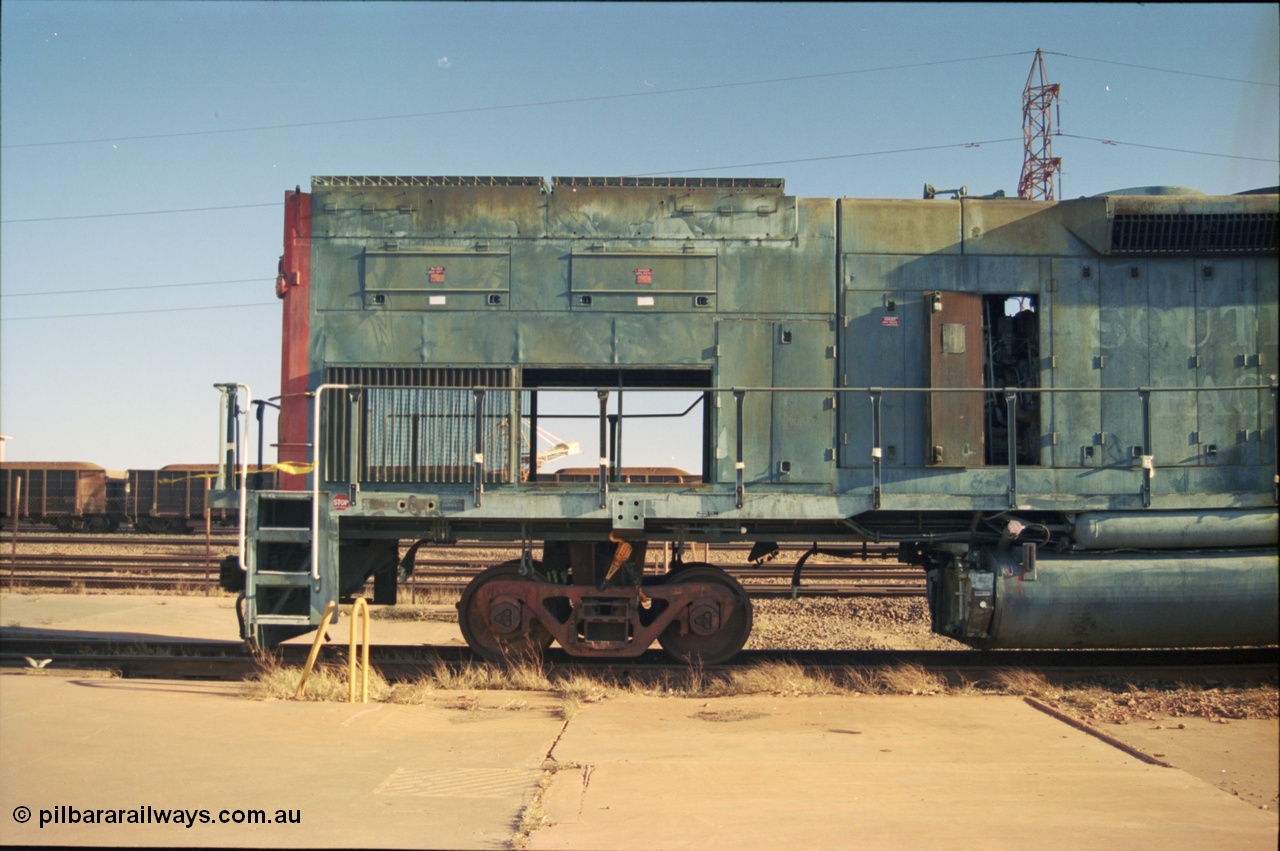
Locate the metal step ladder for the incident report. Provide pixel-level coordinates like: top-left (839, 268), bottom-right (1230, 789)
top-left (244, 492), bottom-right (320, 644)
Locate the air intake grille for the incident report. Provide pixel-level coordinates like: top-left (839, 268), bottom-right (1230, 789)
top-left (323, 368), bottom-right (514, 485)
top-left (1110, 213), bottom-right (1278, 254)
top-left (553, 176), bottom-right (784, 189)
top-left (313, 176), bottom-right (547, 189)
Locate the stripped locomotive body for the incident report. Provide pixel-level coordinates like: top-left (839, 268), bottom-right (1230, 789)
top-left (217, 176), bottom-right (1278, 660)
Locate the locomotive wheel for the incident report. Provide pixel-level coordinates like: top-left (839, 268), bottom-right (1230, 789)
top-left (657, 565), bottom-right (753, 665)
top-left (457, 561), bottom-right (554, 663)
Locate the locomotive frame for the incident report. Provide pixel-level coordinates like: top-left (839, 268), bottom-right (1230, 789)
top-left (215, 175), bottom-right (1278, 660)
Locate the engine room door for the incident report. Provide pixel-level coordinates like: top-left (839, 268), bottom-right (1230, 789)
top-left (927, 291), bottom-right (984, 466)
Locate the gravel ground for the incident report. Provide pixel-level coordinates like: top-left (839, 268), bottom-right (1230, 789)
top-left (745, 597), bottom-right (965, 651)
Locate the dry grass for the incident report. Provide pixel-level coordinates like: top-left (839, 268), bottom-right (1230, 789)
top-left (699, 661), bottom-right (841, 697)
top-left (512, 762), bottom-right (581, 850)
top-left (988, 668), bottom-right (1057, 697)
top-left (241, 655), bottom-right (1278, 728)
top-left (249, 654), bottom-right (393, 702)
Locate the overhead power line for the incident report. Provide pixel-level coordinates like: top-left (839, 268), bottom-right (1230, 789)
top-left (638, 138), bottom-right (1022, 175)
top-left (1, 302), bottom-right (279, 322)
top-left (1, 202), bottom-right (280, 224)
top-left (4, 49), bottom-right (1272, 153)
top-left (3, 139), bottom-right (1016, 223)
top-left (2, 277), bottom-right (274, 298)
top-left (1059, 133), bottom-right (1280, 163)
top-left (2, 52), bottom-right (1035, 150)
top-left (1045, 51), bottom-right (1280, 88)
top-left (3, 131), bottom-right (1273, 226)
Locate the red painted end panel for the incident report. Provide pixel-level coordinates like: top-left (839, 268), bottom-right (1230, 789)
top-left (276, 191), bottom-right (311, 491)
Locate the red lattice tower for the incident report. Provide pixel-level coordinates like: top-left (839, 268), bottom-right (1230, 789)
top-left (1018, 49), bottom-right (1062, 200)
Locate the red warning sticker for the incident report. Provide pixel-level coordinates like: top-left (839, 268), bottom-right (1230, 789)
top-left (635, 268), bottom-right (653, 285)
top-left (428, 266), bottom-right (446, 283)
top-left (881, 316), bottom-right (900, 327)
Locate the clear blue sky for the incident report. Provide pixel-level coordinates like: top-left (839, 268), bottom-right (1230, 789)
top-left (2, 1), bottom-right (1277, 471)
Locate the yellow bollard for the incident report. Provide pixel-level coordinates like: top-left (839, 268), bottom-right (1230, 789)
top-left (349, 597), bottom-right (370, 703)
top-left (293, 600), bottom-right (338, 700)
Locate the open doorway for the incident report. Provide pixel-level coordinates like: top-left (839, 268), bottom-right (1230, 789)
top-left (983, 295), bottom-right (1040, 466)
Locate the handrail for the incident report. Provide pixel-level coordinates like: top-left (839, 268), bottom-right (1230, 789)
top-left (298, 381), bottom-right (1276, 521)
top-left (311, 383), bottom-right (349, 580)
top-left (293, 599), bottom-right (338, 699)
top-left (349, 597), bottom-right (370, 704)
top-left (214, 383), bottom-right (252, 575)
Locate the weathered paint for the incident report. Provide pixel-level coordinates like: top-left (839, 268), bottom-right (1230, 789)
top-left (234, 177), bottom-right (1277, 650)
top-left (277, 189), bottom-right (312, 491)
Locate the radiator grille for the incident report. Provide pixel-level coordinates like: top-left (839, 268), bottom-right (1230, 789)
top-left (323, 368), bottom-right (514, 485)
top-left (1110, 212), bottom-right (1278, 254)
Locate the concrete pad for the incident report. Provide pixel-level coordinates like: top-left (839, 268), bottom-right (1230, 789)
top-left (0, 592), bottom-right (465, 646)
top-left (531, 694), bottom-right (1278, 851)
top-left (0, 673), bottom-right (563, 849)
top-left (1, 594), bottom-right (1275, 849)
top-left (1098, 716), bottom-right (1279, 811)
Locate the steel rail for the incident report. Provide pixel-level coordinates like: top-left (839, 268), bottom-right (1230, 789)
top-left (4, 576), bottom-right (923, 599)
top-left (0, 533), bottom-right (903, 561)
top-left (6, 552), bottom-right (920, 580)
top-left (2, 636), bottom-right (1274, 684)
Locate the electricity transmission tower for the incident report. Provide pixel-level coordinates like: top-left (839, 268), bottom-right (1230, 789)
top-left (1018, 49), bottom-right (1062, 200)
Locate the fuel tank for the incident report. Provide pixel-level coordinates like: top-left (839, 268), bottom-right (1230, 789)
top-left (930, 548), bottom-right (1279, 649)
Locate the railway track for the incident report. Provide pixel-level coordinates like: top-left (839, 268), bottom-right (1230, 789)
top-left (2, 634), bottom-right (1275, 685)
top-left (0, 534), bottom-right (924, 597)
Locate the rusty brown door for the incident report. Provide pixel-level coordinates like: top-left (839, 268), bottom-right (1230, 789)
top-left (927, 291), bottom-right (984, 466)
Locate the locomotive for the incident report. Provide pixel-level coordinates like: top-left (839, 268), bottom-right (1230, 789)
top-left (215, 175), bottom-right (1278, 661)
